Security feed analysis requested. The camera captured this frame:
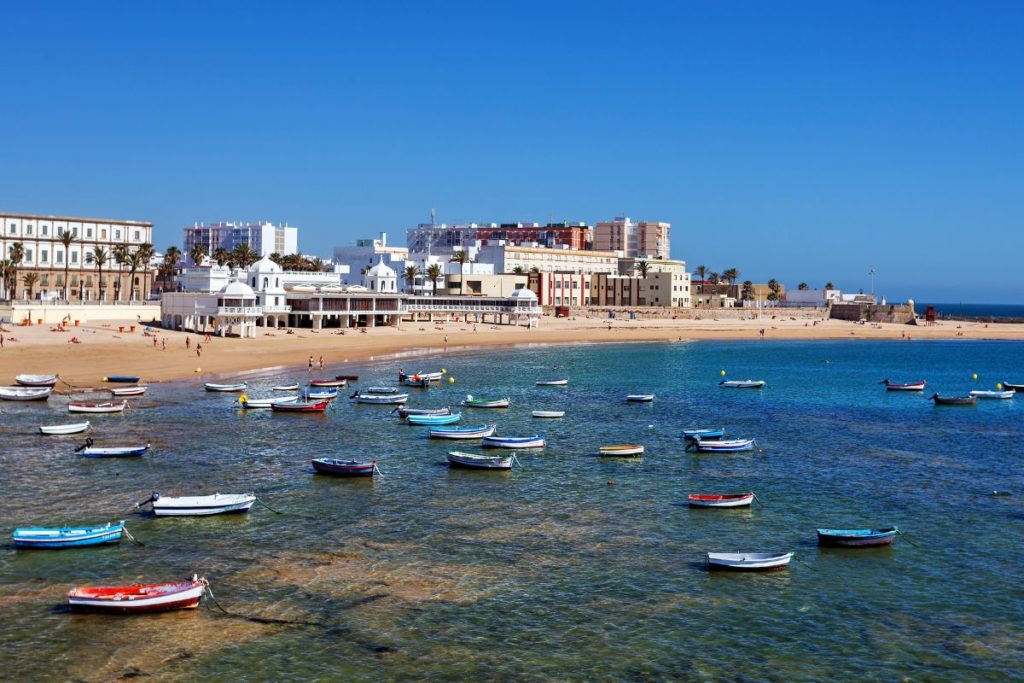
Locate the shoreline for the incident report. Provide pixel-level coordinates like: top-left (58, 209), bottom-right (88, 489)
top-left (1, 313), bottom-right (1022, 386)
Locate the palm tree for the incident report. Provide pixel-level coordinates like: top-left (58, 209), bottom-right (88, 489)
top-left (232, 243), bottom-right (260, 269)
top-left (190, 243), bottom-right (208, 268)
top-left (310, 257), bottom-right (324, 272)
top-left (767, 278), bottom-right (781, 302)
top-left (426, 263), bottom-right (444, 295)
top-left (269, 252), bottom-right (282, 265)
top-left (722, 268), bottom-right (739, 287)
top-left (136, 243), bottom-right (155, 300)
top-left (741, 280), bottom-right (754, 301)
top-left (58, 229), bottom-right (75, 300)
top-left (88, 246), bottom-right (109, 301)
top-left (23, 272), bottom-right (39, 300)
top-left (112, 243), bottom-right (129, 301)
top-left (635, 260), bottom-right (651, 279)
top-left (162, 246), bottom-right (182, 292)
top-left (0, 259), bottom-right (13, 300)
top-left (403, 265), bottom-right (420, 293)
top-left (798, 282), bottom-right (809, 291)
top-left (825, 281), bottom-right (834, 291)
top-left (125, 250), bottom-right (146, 301)
top-left (449, 250), bottom-right (469, 296)
top-left (212, 247), bottom-right (231, 268)
top-left (512, 265), bottom-right (526, 275)
top-left (695, 264), bottom-right (707, 282)
top-left (8, 242), bottom-right (24, 300)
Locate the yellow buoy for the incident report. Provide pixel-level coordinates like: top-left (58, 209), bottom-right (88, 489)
top-left (720, 370), bottom-right (726, 376)
top-left (997, 383), bottom-right (1003, 390)
top-left (972, 373), bottom-right (978, 380)
top-left (448, 377), bottom-right (455, 384)
top-left (239, 394), bottom-right (248, 404)
top-left (442, 368), bottom-right (447, 374)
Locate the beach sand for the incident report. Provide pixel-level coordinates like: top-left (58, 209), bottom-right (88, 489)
top-left (0, 312), bottom-right (1020, 387)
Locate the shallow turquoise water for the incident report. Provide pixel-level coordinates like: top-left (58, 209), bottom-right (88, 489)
top-left (1, 340), bottom-right (1022, 681)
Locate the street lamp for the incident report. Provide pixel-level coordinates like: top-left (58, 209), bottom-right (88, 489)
top-left (868, 267), bottom-right (876, 296)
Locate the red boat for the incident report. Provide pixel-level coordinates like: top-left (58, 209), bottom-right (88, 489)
top-left (272, 399), bottom-right (329, 413)
top-left (335, 375), bottom-right (359, 381)
top-left (688, 493), bottom-right (755, 508)
top-left (881, 379), bottom-right (926, 391)
top-left (67, 576), bottom-right (205, 613)
top-left (310, 379), bottom-right (347, 387)
top-left (311, 458), bottom-right (375, 476)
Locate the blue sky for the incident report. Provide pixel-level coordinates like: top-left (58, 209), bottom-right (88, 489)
top-left (2, 1), bottom-right (1021, 302)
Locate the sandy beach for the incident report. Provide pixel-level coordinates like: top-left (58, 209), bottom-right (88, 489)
top-left (1, 311), bottom-right (1020, 388)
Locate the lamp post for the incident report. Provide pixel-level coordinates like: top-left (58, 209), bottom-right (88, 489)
top-left (868, 267), bottom-right (876, 296)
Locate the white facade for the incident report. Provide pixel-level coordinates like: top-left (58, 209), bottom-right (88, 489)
top-left (476, 244), bottom-right (620, 275)
top-left (332, 232), bottom-right (410, 286)
top-left (364, 257), bottom-right (398, 293)
top-left (183, 221), bottom-right (298, 265)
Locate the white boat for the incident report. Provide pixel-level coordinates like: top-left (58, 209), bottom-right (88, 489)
top-left (76, 439), bottom-right (149, 457)
top-left (482, 435), bottom-right (545, 449)
top-left (969, 390), bottom-right (1015, 400)
top-left (272, 384), bottom-right (299, 391)
top-left (366, 387), bottom-right (400, 394)
top-left (719, 380), bottom-right (766, 389)
top-left (351, 392), bottom-right (409, 405)
top-left (204, 382), bottom-right (247, 392)
top-left (599, 444), bottom-right (645, 457)
top-left (110, 386), bottom-right (147, 396)
top-left (238, 395), bottom-right (299, 409)
top-left (687, 493), bottom-right (755, 508)
top-left (706, 552), bottom-right (793, 571)
top-left (67, 576), bottom-right (205, 613)
top-left (0, 386), bottom-right (53, 401)
top-left (15, 374), bottom-right (58, 387)
top-left (626, 394), bottom-right (655, 402)
top-left (536, 379), bottom-right (568, 386)
top-left (532, 410), bottom-right (565, 418)
top-left (446, 451), bottom-right (513, 469)
top-left (142, 492), bottom-right (257, 516)
top-left (68, 400), bottom-right (127, 414)
top-left (39, 421), bottom-right (90, 435)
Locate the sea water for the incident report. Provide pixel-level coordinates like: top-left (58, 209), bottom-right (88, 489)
top-left (1, 340), bottom-right (1021, 681)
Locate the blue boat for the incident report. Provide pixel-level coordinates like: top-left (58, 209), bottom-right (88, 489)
top-left (816, 527), bottom-right (898, 547)
top-left (428, 424), bottom-right (497, 440)
top-left (407, 412), bottom-right (462, 426)
top-left (103, 375), bottom-right (141, 383)
top-left (12, 520), bottom-right (125, 548)
top-left (305, 388), bottom-right (339, 400)
top-left (681, 428), bottom-right (725, 440)
top-left (687, 437), bottom-right (756, 452)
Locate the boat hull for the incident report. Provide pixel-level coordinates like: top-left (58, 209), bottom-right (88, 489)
top-left (599, 445), bottom-right (644, 457)
top-left (482, 436), bottom-right (544, 448)
top-left (205, 383), bottom-right (247, 392)
top-left (446, 451), bottom-right (513, 469)
top-left (532, 411), bottom-right (565, 418)
top-left (429, 425), bottom-right (496, 440)
top-left (16, 374), bottom-right (58, 387)
top-left (272, 400), bottom-right (329, 412)
top-left (68, 581), bottom-right (204, 613)
top-left (0, 386), bottom-right (53, 401)
top-left (312, 459), bottom-right (375, 477)
top-left (39, 421), bottom-right (90, 435)
top-left (816, 527), bottom-right (897, 547)
top-left (706, 552), bottom-right (793, 571)
top-left (719, 380), bottom-right (765, 389)
top-left (407, 413), bottom-right (462, 426)
top-left (152, 495), bottom-right (256, 516)
top-left (688, 493), bottom-right (755, 508)
top-left (103, 376), bottom-right (141, 383)
top-left (80, 445), bottom-right (148, 457)
top-left (626, 395), bottom-right (655, 402)
top-left (68, 401), bottom-right (127, 413)
top-left (13, 522), bottom-right (124, 548)
top-left (110, 386), bottom-right (147, 396)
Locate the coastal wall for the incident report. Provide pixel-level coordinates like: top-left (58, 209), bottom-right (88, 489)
top-left (829, 302), bottom-right (916, 324)
top-left (550, 306), bottom-right (826, 321)
top-left (0, 302), bottom-right (158, 326)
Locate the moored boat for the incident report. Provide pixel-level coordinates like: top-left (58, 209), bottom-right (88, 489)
top-left (719, 380), bottom-right (765, 389)
top-left (238, 395), bottom-right (299, 409)
top-left (272, 399), bottom-right (330, 413)
top-left (396, 406), bottom-right (452, 418)
top-left (1002, 381), bottom-right (1024, 392)
top-left (881, 379), bottom-right (926, 391)
top-left (0, 386), bottom-right (53, 401)
top-left (110, 385), bottom-right (147, 396)
top-left (599, 444), bottom-right (644, 457)
top-left (816, 527), bottom-right (898, 547)
top-left (463, 394), bottom-right (510, 409)
top-left (366, 386), bottom-right (399, 394)
top-left (351, 391), bottom-right (409, 405)
top-left (682, 428), bottom-right (725, 440)
top-left (626, 394), bottom-right (655, 402)
top-left (39, 421), bottom-right (90, 435)
top-left (688, 437), bottom-right (756, 452)
top-left (335, 375), bottom-right (360, 382)
top-left (13, 520), bottom-right (125, 548)
top-left (688, 493), bottom-right (755, 508)
top-left (139, 491), bottom-right (257, 516)
top-left (482, 435), bottom-right (545, 449)
top-left (706, 552), bottom-right (793, 571)
top-left (204, 382), bottom-right (247, 392)
top-left (969, 390), bottom-right (1015, 400)
top-left (428, 424), bottom-right (497, 440)
top-left (67, 575), bottom-right (205, 613)
top-left (929, 393), bottom-right (976, 406)
top-left (68, 400), bottom-right (127, 414)
top-left (403, 376), bottom-right (432, 388)
top-left (305, 388), bottom-right (339, 400)
top-left (311, 458), bottom-right (376, 477)
top-left (407, 412), bottom-right (462, 426)
top-left (75, 438), bottom-right (149, 457)
top-left (532, 410), bottom-right (565, 418)
top-left (536, 379), bottom-right (568, 386)
top-left (272, 384), bottom-right (299, 391)
top-left (15, 374), bottom-right (58, 387)
top-left (310, 378), bottom-right (347, 387)
top-left (446, 450), bottom-right (513, 469)
top-left (103, 375), bottom-right (141, 383)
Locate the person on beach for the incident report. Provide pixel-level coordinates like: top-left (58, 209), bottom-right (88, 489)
top-left (319, 355), bottom-right (324, 370)
top-left (196, 344), bottom-right (202, 357)
top-left (162, 338), bottom-right (166, 351)
top-left (185, 337), bottom-right (190, 350)
top-left (308, 355), bottom-right (314, 371)
top-left (153, 337), bottom-right (158, 348)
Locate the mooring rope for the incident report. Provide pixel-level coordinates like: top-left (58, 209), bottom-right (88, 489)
top-left (201, 578), bottom-right (327, 628)
top-left (121, 525), bottom-right (144, 546)
top-left (255, 496), bottom-right (284, 514)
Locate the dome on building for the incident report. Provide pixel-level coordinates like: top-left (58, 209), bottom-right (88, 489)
top-left (218, 280), bottom-right (257, 299)
top-left (249, 254), bottom-right (282, 273)
top-left (509, 287), bottom-right (538, 301)
top-left (366, 257), bottom-right (396, 278)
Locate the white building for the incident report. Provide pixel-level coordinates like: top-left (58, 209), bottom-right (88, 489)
top-left (183, 221), bottom-right (298, 265)
top-left (332, 232), bottom-right (410, 286)
top-left (364, 257), bottom-right (398, 293)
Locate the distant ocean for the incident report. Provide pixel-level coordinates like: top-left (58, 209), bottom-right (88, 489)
top-left (914, 302), bottom-right (1024, 321)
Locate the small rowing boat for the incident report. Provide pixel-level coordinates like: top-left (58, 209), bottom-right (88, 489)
top-left (688, 437), bottom-right (756, 452)
top-left (68, 400), bottom-right (127, 414)
top-left (446, 450), bottom-right (513, 469)
top-left (351, 391), bottom-right (409, 405)
top-left (1002, 381), bottom-right (1024, 392)
top-left (929, 393), bottom-right (976, 406)
top-left (204, 382), bottom-right (247, 392)
top-left (272, 399), bottom-right (329, 413)
top-left (0, 386), bottom-right (53, 401)
top-left (599, 444), bottom-right (644, 457)
top-left (310, 378), bottom-right (347, 387)
top-left (15, 374), bottom-right (58, 387)
top-left (139, 491), bottom-right (256, 516)
top-left (311, 458), bottom-right (376, 477)
top-left (536, 379), bottom-right (568, 386)
top-left (272, 384), bottom-right (299, 391)
top-left (706, 552), bottom-right (792, 571)
top-left (532, 410), bottom-right (565, 418)
top-left (68, 575), bottom-right (205, 613)
top-left (688, 493), bottom-right (755, 508)
top-left (366, 386), bottom-right (399, 394)
top-left (682, 428), bottom-right (725, 440)
top-left (969, 390), bottom-right (1014, 400)
top-left (881, 379), bottom-right (926, 391)
top-left (463, 395), bottom-right (510, 409)
top-left (238, 395), bottom-right (299, 409)
top-left (404, 377), bottom-right (431, 388)
top-left (75, 439), bottom-right (149, 457)
top-left (305, 388), bottom-right (339, 400)
top-left (396, 406), bottom-right (451, 418)
top-left (13, 520), bottom-right (124, 548)
top-left (626, 394), bottom-right (655, 402)
top-left (428, 424), bottom-right (496, 440)
top-left (103, 375), bottom-right (141, 383)
top-left (335, 375), bottom-right (359, 382)
top-left (816, 527), bottom-right (898, 547)
top-left (110, 385), bottom-right (147, 396)
top-left (719, 380), bottom-right (765, 389)
top-left (407, 412), bottom-right (462, 426)
top-left (39, 421), bottom-right (90, 435)
top-left (482, 435), bottom-right (545, 449)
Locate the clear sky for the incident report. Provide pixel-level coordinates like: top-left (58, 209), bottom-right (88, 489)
top-left (2, 2), bottom-right (1021, 302)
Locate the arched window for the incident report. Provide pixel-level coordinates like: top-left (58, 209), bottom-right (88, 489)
top-left (263, 277), bottom-right (269, 289)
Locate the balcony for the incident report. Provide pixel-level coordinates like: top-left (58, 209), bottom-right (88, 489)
top-left (217, 306), bottom-right (262, 316)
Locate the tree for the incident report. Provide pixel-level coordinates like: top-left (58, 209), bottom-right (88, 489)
top-left (825, 281), bottom-right (834, 291)
top-left (112, 243), bottom-right (129, 302)
top-left (190, 243), bottom-right (208, 268)
top-left (635, 260), bottom-right (651, 279)
top-left (232, 243), bottom-right (259, 270)
top-left (695, 264), bottom-right (707, 282)
top-left (722, 267), bottom-right (739, 287)
top-left (88, 246), bottom-right (109, 301)
top-left (126, 250), bottom-right (146, 302)
top-left (426, 263), bottom-right (444, 295)
top-left (58, 229), bottom-right (75, 300)
top-left (310, 257), bottom-right (324, 273)
top-left (798, 282), bottom-right (809, 291)
top-left (449, 250), bottom-right (469, 295)
top-left (708, 272), bottom-right (720, 293)
top-left (162, 246), bottom-right (182, 292)
top-left (136, 243), bottom-right (155, 300)
top-left (512, 265), bottom-right (526, 275)
top-left (403, 264), bottom-right (420, 293)
top-left (0, 260), bottom-right (13, 300)
top-left (767, 278), bottom-right (781, 302)
top-left (23, 272), bottom-right (39, 300)
top-left (741, 280), bottom-right (754, 301)
top-left (269, 252), bottom-right (282, 265)
top-left (212, 247), bottom-right (231, 268)
top-left (8, 242), bottom-right (24, 300)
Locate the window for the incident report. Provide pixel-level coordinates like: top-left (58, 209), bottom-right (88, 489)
top-left (57, 251), bottom-right (64, 264)
top-left (72, 227), bottom-right (78, 237)
top-left (71, 275), bottom-right (79, 286)
top-left (41, 249), bottom-right (49, 263)
top-left (8, 223), bottom-right (14, 235)
top-left (100, 229), bottom-right (106, 239)
top-left (41, 275), bottom-right (49, 286)
top-left (134, 230), bottom-right (140, 241)
top-left (71, 251), bottom-right (79, 264)
top-left (42, 224), bottom-right (49, 236)
top-left (24, 249), bottom-right (33, 261)
top-left (115, 229), bottom-right (121, 239)
top-left (26, 224), bottom-right (33, 235)
top-left (87, 228), bottom-right (93, 238)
